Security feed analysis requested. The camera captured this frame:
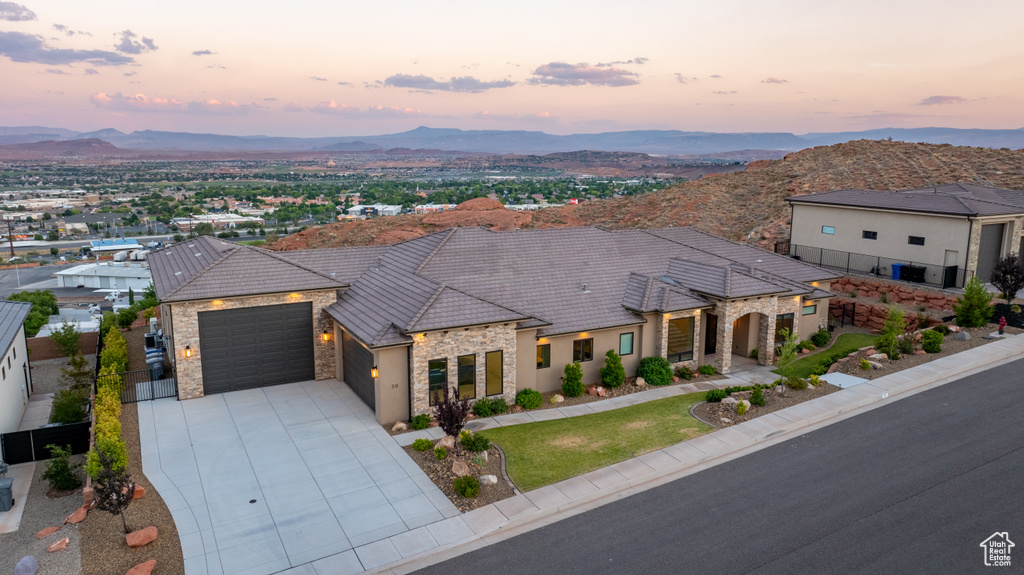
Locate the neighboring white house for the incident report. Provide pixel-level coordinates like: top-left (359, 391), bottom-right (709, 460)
top-left (0, 301), bottom-right (33, 434)
top-left (54, 261), bottom-right (153, 290)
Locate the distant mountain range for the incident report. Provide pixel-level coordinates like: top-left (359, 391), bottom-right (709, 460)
top-left (1, 125), bottom-right (1023, 156)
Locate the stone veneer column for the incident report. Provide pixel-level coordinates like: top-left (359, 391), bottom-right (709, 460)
top-left (711, 295), bottom-right (785, 373)
top-left (408, 324), bottom-right (518, 416)
top-left (757, 312), bottom-right (777, 366)
top-left (655, 310), bottom-right (702, 370)
top-left (966, 220), bottom-right (982, 280)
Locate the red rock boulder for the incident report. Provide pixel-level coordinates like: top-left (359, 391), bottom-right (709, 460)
top-left (126, 560), bottom-right (157, 575)
top-left (47, 537), bottom-right (69, 552)
top-left (126, 527), bottom-right (158, 548)
top-left (36, 526), bottom-right (60, 539)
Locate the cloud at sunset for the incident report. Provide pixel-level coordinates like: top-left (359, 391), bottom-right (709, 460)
top-left (917, 95), bottom-right (969, 106)
top-left (304, 101), bottom-right (422, 117)
top-left (191, 49), bottom-right (213, 56)
top-left (114, 30), bottom-right (158, 55)
top-left (91, 92), bottom-right (184, 112)
top-left (761, 77), bottom-right (787, 84)
top-left (528, 62), bottom-right (639, 87)
top-left (383, 74), bottom-right (514, 92)
top-left (0, 1), bottom-right (34, 21)
top-left (53, 24), bottom-right (91, 37)
top-left (0, 30), bottom-right (134, 65)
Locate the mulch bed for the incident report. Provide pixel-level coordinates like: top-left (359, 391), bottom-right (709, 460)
top-left (691, 382), bottom-right (840, 428)
top-left (78, 403), bottom-right (184, 575)
top-left (123, 326), bottom-right (147, 371)
top-left (403, 443), bottom-right (516, 512)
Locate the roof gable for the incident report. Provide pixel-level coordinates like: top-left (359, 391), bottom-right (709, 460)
top-left (406, 287), bottom-right (529, 332)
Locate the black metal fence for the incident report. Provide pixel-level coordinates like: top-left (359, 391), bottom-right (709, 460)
top-left (96, 368), bottom-right (177, 403)
top-left (784, 243), bottom-right (969, 289)
top-left (0, 422), bottom-right (91, 465)
top-left (832, 302), bottom-right (856, 328)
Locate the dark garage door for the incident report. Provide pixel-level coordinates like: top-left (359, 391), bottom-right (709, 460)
top-left (342, 329), bottom-right (375, 411)
top-left (977, 223), bottom-right (1005, 283)
top-left (198, 302), bottom-right (315, 394)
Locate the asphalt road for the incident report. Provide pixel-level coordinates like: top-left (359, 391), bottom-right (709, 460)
top-left (416, 358), bottom-right (1024, 575)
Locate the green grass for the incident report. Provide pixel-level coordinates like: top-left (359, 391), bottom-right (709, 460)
top-left (776, 333), bottom-right (879, 379)
top-left (479, 392), bottom-right (711, 492)
top-left (238, 240), bottom-right (266, 246)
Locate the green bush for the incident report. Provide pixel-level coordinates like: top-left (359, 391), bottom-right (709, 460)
top-left (10, 290), bottom-right (59, 337)
top-left (116, 307), bottom-right (138, 330)
top-left (808, 374), bottom-right (821, 386)
top-left (515, 388), bottom-right (542, 410)
top-left (100, 328), bottom-right (129, 373)
top-left (932, 324), bottom-right (951, 335)
top-left (99, 311), bottom-right (118, 338)
top-left (637, 356), bottom-right (673, 386)
top-left (599, 349), bottom-right (625, 388)
top-left (50, 387), bottom-right (88, 424)
top-left (561, 362), bottom-right (585, 397)
top-left (799, 340), bottom-right (815, 351)
top-left (705, 389), bottom-right (728, 402)
top-left (411, 413), bottom-right (431, 430)
top-left (42, 444), bottom-right (82, 491)
top-left (675, 366), bottom-right (695, 380)
top-left (876, 306), bottom-right (906, 360)
top-left (785, 377), bottom-right (808, 390)
top-left (698, 364), bottom-right (717, 376)
top-left (749, 348), bottom-right (758, 360)
top-left (433, 446), bottom-right (447, 460)
top-left (86, 435), bottom-right (128, 480)
top-left (954, 276), bottom-right (994, 327)
top-left (453, 476), bottom-right (480, 498)
top-left (750, 387), bottom-right (765, 406)
top-left (472, 397), bottom-right (509, 417)
top-left (412, 439), bottom-right (433, 451)
top-left (811, 328), bottom-right (831, 347)
top-left (921, 329), bottom-right (943, 353)
top-left (736, 401), bottom-right (748, 415)
top-left (460, 431), bottom-right (490, 453)
top-left (860, 358), bottom-right (871, 370)
top-left (49, 320), bottom-right (81, 357)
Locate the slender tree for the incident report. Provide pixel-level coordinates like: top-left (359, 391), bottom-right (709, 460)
top-left (91, 450), bottom-right (136, 534)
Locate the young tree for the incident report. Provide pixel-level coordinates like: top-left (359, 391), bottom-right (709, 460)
top-left (128, 287), bottom-right (135, 305)
top-left (433, 387), bottom-right (471, 444)
top-left (774, 327), bottom-right (800, 390)
top-left (990, 255), bottom-right (1024, 304)
top-left (49, 319), bottom-right (81, 357)
top-left (561, 361), bottom-right (585, 397)
top-left (50, 247), bottom-right (59, 257)
top-left (876, 306), bottom-right (907, 360)
top-left (599, 349), bottom-right (625, 388)
top-left (62, 352), bottom-right (93, 389)
top-left (954, 276), bottom-right (994, 327)
top-left (91, 449), bottom-right (136, 533)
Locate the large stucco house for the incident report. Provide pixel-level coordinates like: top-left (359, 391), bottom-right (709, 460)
top-left (150, 227), bottom-right (837, 424)
top-left (0, 300), bottom-right (34, 434)
top-left (786, 183), bottom-right (1024, 287)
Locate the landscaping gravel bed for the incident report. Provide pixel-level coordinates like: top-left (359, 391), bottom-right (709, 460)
top-left (28, 354), bottom-right (96, 395)
top-left (403, 443), bottom-right (516, 512)
top-left (691, 382), bottom-right (840, 428)
top-left (79, 402), bottom-right (184, 575)
top-left (0, 460), bottom-right (84, 575)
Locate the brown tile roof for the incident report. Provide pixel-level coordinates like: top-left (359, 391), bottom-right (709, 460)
top-left (786, 183), bottom-right (1024, 217)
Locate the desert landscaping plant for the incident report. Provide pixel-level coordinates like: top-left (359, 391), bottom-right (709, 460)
top-left (774, 328), bottom-right (800, 387)
top-left (433, 446), bottom-right (447, 460)
top-left (50, 387), bottom-right (88, 424)
top-left (954, 276), bottom-right (994, 327)
top-left (811, 327), bottom-right (831, 347)
top-left (860, 358), bottom-right (871, 370)
top-left (698, 364), bottom-right (717, 376)
top-left (750, 387), bottom-right (766, 406)
top-left (675, 365), bottom-right (695, 380)
top-left (637, 356), bottom-right (673, 386)
top-left (990, 255), bottom-right (1024, 304)
top-left (91, 448), bottom-right (136, 533)
top-left (921, 329), bottom-right (943, 353)
top-left (599, 349), bottom-right (625, 388)
top-left (42, 444), bottom-right (82, 491)
top-left (459, 431), bottom-right (490, 453)
top-left (410, 413), bottom-right (431, 430)
top-left (48, 319), bottom-right (80, 357)
top-left (61, 352), bottom-right (93, 389)
top-left (453, 476), bottom-right (480, 498)
top-left (876, 306), bottom-right (907, 360)
top-left (471, 397), bottom-right (509, 417)
top-left (433, 388), bottom-right (471, 441)
top-left (412, 439), bottom-right (433, 451)
top-left (515, 388), bottom-right (542, 410)
top-left (561, 361), bottom-right (585, 397)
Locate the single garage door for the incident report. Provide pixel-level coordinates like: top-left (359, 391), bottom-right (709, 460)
top-left (198, 302), bottom-right (315, 394)
top-left (977, 223), bottom-right (1005, 283)
top-left (342, 329), bottom-right (375, 411)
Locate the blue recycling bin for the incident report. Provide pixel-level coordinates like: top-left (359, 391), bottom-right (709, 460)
top-left (891, 263), bottom-right (903, 280)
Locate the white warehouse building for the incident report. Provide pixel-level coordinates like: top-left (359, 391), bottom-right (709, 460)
top-left (54, 262), bottom-right (153, 290)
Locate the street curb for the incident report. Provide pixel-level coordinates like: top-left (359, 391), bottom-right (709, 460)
top-left (364, 334), bottom-right (1024, 575)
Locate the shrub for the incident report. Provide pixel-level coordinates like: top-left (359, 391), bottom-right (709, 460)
top-left (990, 255), bottom-right (1024, 304)
top-left (922, 329), bottom-right (943, 353)
top-left (515, 388), bottom-right (542, 410)
top-left (876, 306), bottom-right (906, 360)
top-left (472, 397), bottom-right (509, 417)
top-left (599, 349), bottom-right (625, 388)
top-left (860, 358), bottom-right (871, 370)
top-left (736, 401), bottom-right (748, 415)
top-left (637, 356), bottom-right (673, 386)
top-left (49, 320), bottom-right (80, 357)
top-left (774, 328), bottom-right (800, 381)
top-left (411, 413), bottom-right (431, 430)
top-left (897, 333), bottom-right (915, 356)
top-left (879, 292), bottom-right (889, 304)
top-left (750, 348), bottom-right (758, 360)
top-left (698, 364), bottom-right (717, 376)
top-left (932, 324), bottom-right (951, 335)
top-left (100, 328), bottom-right (129, 373)
top-left (116, 307), bottom-right (138, 330)
top-left (433, 446), bottom-right (447, 460)
top-left (86, 435), bottom-right (128, 480)
top-left (785, 377), bottom-right (808, 390)
top-left (99, 311), bottom-right (118, 338)
top-left (561, 362), bottom-right (585, 397)
top-left (954, 276), bottom-right (994, 327)
top-left (472, 456), bottom-right (486, 467)
top-left (453, 476), bottom-right (480, 498)
top-left (460, 431), bottom-right (490, 453)
top-left (811, 328), bottom-right (831, 347)
top-left (675, 366), bottom-right (695, 380)
top-left (50, 387), bottom-right (88, 424)
top-left (433, 388), bottom-right (471, 440)
top-left (412, 439), bottom-right (433, 451)
top-left (808, 374), bottom-right (821, 386)
top-left (42, 444), bottom-right (82, 491)
top-left (90, 447), bottom-right (136, 533)
top-left (61, 352), bottom-right (93, 389)
top-left (799, 340), bottom-right (815, 351)
top-left (750, 387), bottom-right (765, 406)
top-left (705, 389), bottom-right (728, 402)
top-left (9, 290), bottom-right (58, 337)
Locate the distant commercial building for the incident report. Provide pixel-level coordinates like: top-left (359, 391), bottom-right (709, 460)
top-left (171, 213), bottom-right (265, 232)
top-left (89, 238), bottom-right (143, 253)
top-left (0, 300), bottom-right (34, 434)
top-left (346, 204), bottom-right (402, 217)
top-left (505, 202), bottom-right (564, 211)
top-left (54, 261), bottom-right (152, 290)
top-left (0, 211), bottom-right (46, 222)
top-left (413, 204), bottom-right (456, 214)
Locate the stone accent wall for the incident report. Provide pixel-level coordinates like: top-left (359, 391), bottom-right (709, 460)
top-left (171, 289), bottom-right (338, 400)
top-left (409, 324), bottom-right (517, 416)
top-left (712, 296), bottom-right (779, 373)
top-left (655, 310), bottom-right (702, 370)
top-left (830, 277), bottom-right (959, 309)
top-left (967, 221), bottom-right (982, 279)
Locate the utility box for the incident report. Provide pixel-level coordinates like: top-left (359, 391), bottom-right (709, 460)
top-left (0, 477), bottom-right (13, 512)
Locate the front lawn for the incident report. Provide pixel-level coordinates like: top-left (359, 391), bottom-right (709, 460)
top-left (777, 332), bottom-right (879, 379)
top-left (480, 392), bottom-right (711, 492)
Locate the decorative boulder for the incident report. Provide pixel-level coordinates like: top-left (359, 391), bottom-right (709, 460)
top-left (867, 361), bottom-right (884, 370)
top-left (867, 353), bottom-right (888, 361)
top-left (391, 421), bottom-right (408, 432)
top-left (36, 526), bottom-right (60, 540)
top-left (800, 348), bottom-right (811, 355)
top-left (948, 325), bottom-right (961, 333)
top-left (596, 386), bottom-right (606, 397)
top-left (913, 349), bottom-right (927, 355)
top-left (477, 450), bottom-right (488, 462)
top-left (47, 537), bottom-right (69, 553)
top-left (65, 506), bottom-right (88, 525)
top-left (955, 331), bottom-right (971, 341)
top-left (721, 396), bottom-right (738, 406)
top-left (125, 560), bottom-right (157, 575)
top-left (635, 377), bottom-right (647, 387)
top-left (551, 394), bottom-right (564, 403)
top-left (14, 556), bottom-right (38, 575)
top-left (478, 475), bottom-right (498, 486)
top-left (438, 436), bottom-right (456, 450)
top-left (133, 486), bottom-right (146, 500)
top-left (126, 526), bottom-right (158, 548)
top-left (587, 386), bottom-right (598, 396)
top-left (452, 461), bottom-right (470, 477)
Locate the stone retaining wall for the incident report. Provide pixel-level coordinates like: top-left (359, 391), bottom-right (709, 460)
top-left (829, 299), bottom-right (940, 333)
top-left (831, 276), bottom-right (959, 310)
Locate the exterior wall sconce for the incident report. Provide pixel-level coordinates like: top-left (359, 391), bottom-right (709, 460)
top-left (322, 330), bottom-right (330, 342)
top-left (185, 346), bottom-right (192, 358)
top-left (371, 365), bottom-right (379, 379)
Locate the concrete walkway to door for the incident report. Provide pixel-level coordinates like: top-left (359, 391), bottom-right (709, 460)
top-left (137, 379), bottom-right (460, 575)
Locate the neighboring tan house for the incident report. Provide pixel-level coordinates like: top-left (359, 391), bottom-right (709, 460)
top-left (0, 300), bottom-right (34, 434)
top-left (785, 183), bottom-right (1024, 287)
top-left (149, 228), bottom-right (837, 424)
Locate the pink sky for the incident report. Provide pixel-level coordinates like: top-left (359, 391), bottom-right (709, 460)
top-left (1, 0), bottom-right (1022, 137)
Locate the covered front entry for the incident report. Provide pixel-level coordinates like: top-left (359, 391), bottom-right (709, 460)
top-left (341, 330), bottom-right (376, 411)
top-left (197, 302), bottom-right (315, 394)
top-left (711, 297), bottom-right (779, 374)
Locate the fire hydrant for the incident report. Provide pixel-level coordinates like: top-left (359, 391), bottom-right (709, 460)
top-left (999, 316), bottom-right (1007, 335)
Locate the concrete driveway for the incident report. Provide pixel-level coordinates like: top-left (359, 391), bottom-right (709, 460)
top-left (138, 379), bottom-right (459, 575)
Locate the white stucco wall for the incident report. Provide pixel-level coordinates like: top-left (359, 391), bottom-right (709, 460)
top-left (0, 325), bottom-right (31, 434)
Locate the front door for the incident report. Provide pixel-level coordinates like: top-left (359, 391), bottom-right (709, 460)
top-left (704, 313), bottom-right (718, 355)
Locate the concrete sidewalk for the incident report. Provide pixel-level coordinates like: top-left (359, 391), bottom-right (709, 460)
top-left (359, 334), bottom-right (1024, 575)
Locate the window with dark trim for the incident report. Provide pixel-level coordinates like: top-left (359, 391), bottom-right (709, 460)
top-left (485, 350), bottom-right (503, 396)
top-left (802, 304), bottom-right (817, 315)
top-left (908, 235), bottom-right (925, 246)
top-left (457, 354), bottom-right (476, 400)
top-left (667, 317), bottom-right (694, 362)
top-left (775, 313), bottom-right (795, 343)
top-left (862, 230), bottom-right (877, 240)
top-left (821, 225), bottom-right (836, 235)
top-left (573, 338), bottom-right (594, 362)
top-left (428, 358), bottom-right (447, 406)
top-left (619, 332), bottom-right (634, 356)
top-left (537, 344), bottom-right (550, 368)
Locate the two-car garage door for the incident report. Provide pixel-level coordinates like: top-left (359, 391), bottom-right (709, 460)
top-left (198, 302), bottom-right (315, 395)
